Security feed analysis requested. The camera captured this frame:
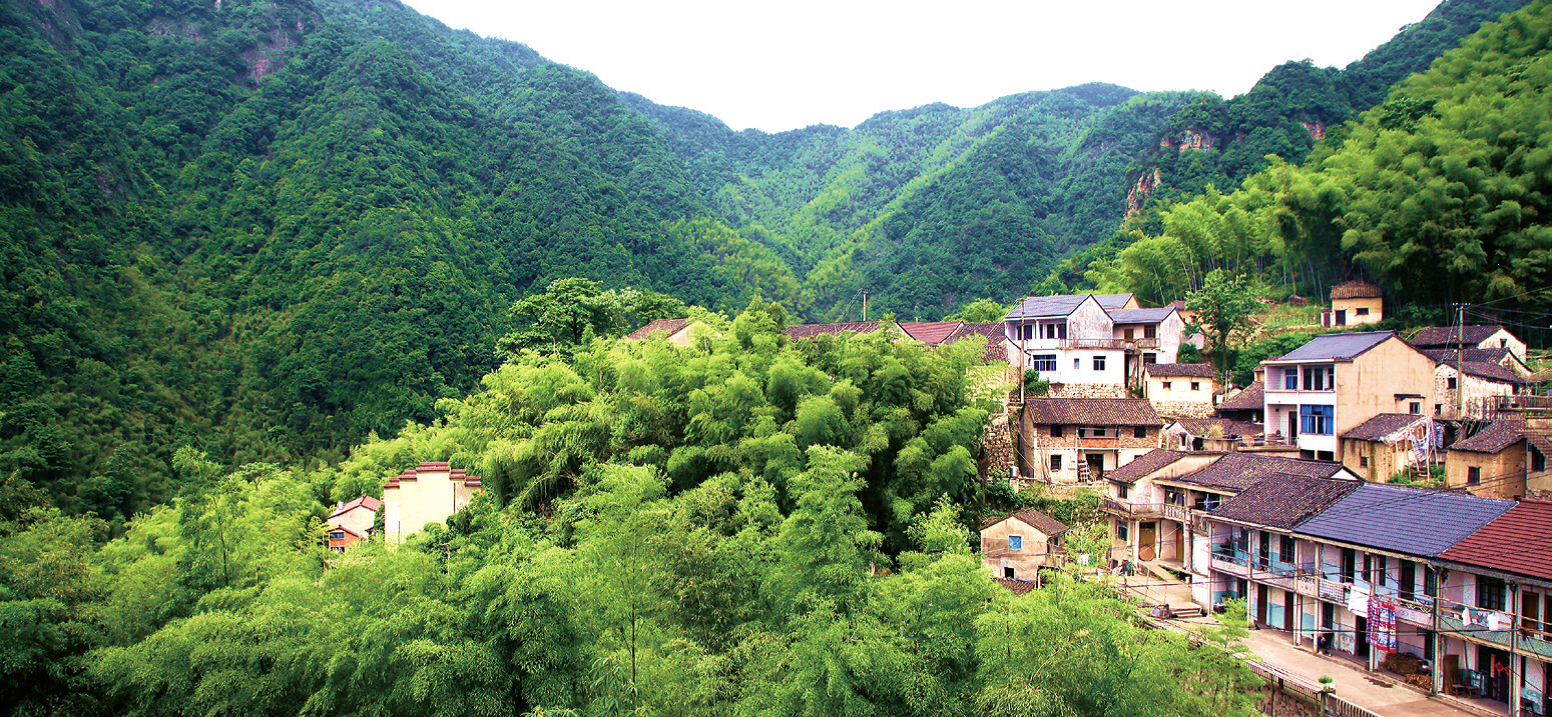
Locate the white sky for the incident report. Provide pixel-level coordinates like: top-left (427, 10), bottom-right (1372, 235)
top-left (402, 0), bottom-right (1443, 133)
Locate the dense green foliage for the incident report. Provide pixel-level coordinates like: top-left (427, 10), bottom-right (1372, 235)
top-left (0, 316), bottom-right (1264, 717)
top-left (1084, 0), bottom-right (1552, 329)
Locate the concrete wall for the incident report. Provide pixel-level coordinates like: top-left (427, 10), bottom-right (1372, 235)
top-left (1329, 296), bottom-right (1383, 326)
top-left (383, 467), bottom-right (479, 542)
top-left (980, 517), bottom-right (1060, 580)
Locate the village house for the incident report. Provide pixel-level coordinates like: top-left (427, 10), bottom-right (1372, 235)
top-left (1339, 413), bottom-right (1436, 483)
top-left (1421, 346), bottom-right (1534, 380)
top-left (1003, 294), bottom-right (1129, 397)
top-left (325, 495), bottom-right (381, 552)
top-left (1216, 377), bottom-right (1266, 426)
top-left (1446, 419), bottom-right (1529, 499)
top-left (979, 508), bottom-right (1070, 583)
top-left (1435, 499), bottom-right (1552, 714)
top-left (1143, 363), bottom-right (1217, 419)
top-left (1259, 331), bottom-right (1437, 461)
top-left (784, 321), bottom-right (884, 341)
top-left (1165, 417), bottom-right (1263, 452)
top-left (625, 317), bottom-right (701, 346)
top-left (1411, 325), bottom-right (1528, 362)
top-left (1108, 306), bottom-right (1188, 381)
top-left (1433, 359), bottom-right (1526, 419)
top-left (1019, 397), bottom-right (1161, 484)
top-left (1322, 281), bottom-right (1384, 327)
top-left (381, 461), bottom-right (483, 543)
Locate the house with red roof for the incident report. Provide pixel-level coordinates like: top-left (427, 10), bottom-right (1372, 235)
top-left (325, 495), bottom-right (381, 552)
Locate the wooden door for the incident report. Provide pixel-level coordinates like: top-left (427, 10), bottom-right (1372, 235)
top-left (1139, 522), bottom-right (1157, 561)
top-left (1284, 590), bottom-right (1295, 632)
top-left (1257, 584), bottom-right (1268, 625)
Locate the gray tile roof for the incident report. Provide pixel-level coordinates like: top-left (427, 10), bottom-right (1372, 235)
top-left (1272, 331), bottom-right (1394, 362)
top-left (1217, 382), bottom-right (1263, 412)
top-left (785, 321), bottom-right (882, 339)
top-left (1330, 281), bottom-right (1382, 299)
top-left (1449, 419), bottom-right (1527, 454)
top-left (1209, 474), bottom-right (1362, 530)
top-left (1342, 414), bottom-right (1430, 442)
top-left (626, 317), bottom-right (690, 340)
top-left (1174, 418), bottom-right (1263, 438)
top-left (1167, 453), bottom-right (1348, 492)
top-left (1441, 359), bottom-right (1524, 385)
top-left (1095, 294), bottom-right (1135, 309)
top-left (1147, 363), bottom-right (1215, 378)
top-left (1420, 347), bottom-right (1517, 366)
top-left (1411, 325), bottom-right (1507, 347)
top-left (944, 322), bottom-right (1009, 363)
top-left (1004, 294), bottom-right (1092, 319)
top-left (1296, 483), bottom-right (1516, 557)
top-left (1023, 398), bottom-right (1161, 427)
top-left (1106, 449), bottom-right (1193, 485)
top-left (1108, 308), bottom-right (1176, 323)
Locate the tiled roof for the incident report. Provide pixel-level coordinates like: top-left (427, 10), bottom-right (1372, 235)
top-left (1166, 300), bottom-right (1188, 310)
top-left (1297, 483), bottom-right (1516, 557)
top-left (1168, 453), bottom-right (1348, 492)
top-left (1449, 419), bottom-right (1527, 454)
top-left (993, 577), bottom-right (1039, 596)
top-left (1095, 293), bottom-right (1136, 309)
top-left (1410, 325), bottom-right (1507, 347)
top-left (1440, 359), bottom-right (1524, 385)
top-left (1004, 294), bottom-right (1092, 320)
top-left (1173, 418), bottom-right (1263, 438)
top-left (1147, 363), bottom-right (1215, 378)
top-left (1107, 449), bottom-right (1193, 485)
top-left (784, 321), bottom-right (882, 340)
top-left (626, 317), bottom-right (690, 340)
top-left (1271, 331), bottom-right (1394, 362)
top-left (944, 322), bottom-right (1009, 363)
top-left (327, 495), bottom-right (383, 520)
top-left (1002, 508), bottom-right (1070, 537)
top-left (1209, 474), bottom-right (1362, 530)
top-left (1108, 307), bottom-right (1176, 323)
top-left (1420, 347), bottom-right (1517, 366)
top-left (899, 321), bottom-right (962, 345)
top-left (1439, 500), bottom-right (1552, 581)
top-left (1023, 398), bottom-right (1161, 427)
top-left (1330, 281), bottom-right (1382, 299)
top-left (1342, 414), bottom-right (1429, 442)
top-left (383, 461), bottom-right (482, 490)
top-left (1216, 382), bottom-right (1263, 412)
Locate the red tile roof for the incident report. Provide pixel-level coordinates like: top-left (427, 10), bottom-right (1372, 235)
top-left (784, 321), bottom-right (882, 340)
top-left (944, 322), bottom-right (1010, 363)
top-left (993, 577), bottom-right (1039, 596)
top-left (1438, 500), bottom-right (1552, 581)
top-left (327, 495), bottom-right (382, 520)
top-left (382, 462), bottom-right (481, 490)
top-left (1410, 325), bottom-right (1508, 347)
top-left (1449, 419), bottom-right (1527, 454)
top-left (899, 321), bottom-right (963, 345)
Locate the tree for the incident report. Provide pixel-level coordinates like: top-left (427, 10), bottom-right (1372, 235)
top-left (945, 298), bottom-right (1008, 323)
top-left (1186, 269), bottom-right (1261, 374)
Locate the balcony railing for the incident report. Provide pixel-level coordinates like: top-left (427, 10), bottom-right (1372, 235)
top-left (1437, 598), bottom-right (1514, 649)
top-left (1163, 504), bottom-right (1190, 523)
top-left (1063, 338), bottom-right (1129, 350)
top-left (1104, 500), bottom-right (1164, 517)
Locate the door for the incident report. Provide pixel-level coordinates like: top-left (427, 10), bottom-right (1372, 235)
top-left (1139, 522), bottom-right (1157, 561)
top-left (1086, 453), bottom-right (1104, 479)
top-left (1258, 531), bottom-right (1271, 568)
top-left (1257, 584), bottom-right (1269, 625)
top-left (1400, 561), bottom-right (1415, 602)
top-left (1336, 309), bottom-right (1347, 326)
top-left (1284, 591), bottom-right (1295, 632)
top-left (1356, 616), bottom-right (1369, 658)
top-left (1478, 645), bottom-right (1511, 701)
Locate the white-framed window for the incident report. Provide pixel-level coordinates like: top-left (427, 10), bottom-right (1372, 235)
top-left (1030, 354), bottom-right (1056, 372)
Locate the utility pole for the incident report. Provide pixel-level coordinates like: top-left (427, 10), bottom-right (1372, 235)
top-left (1457, 303), bottom-right (1467, 419)
top-left (861, 289), bottom-right (869, 322)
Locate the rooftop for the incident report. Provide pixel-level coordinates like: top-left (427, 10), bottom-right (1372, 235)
top-left (1410, 325), bottom-right (1508, 347)
top-left (1449, 419), bottom-right (1527, 454)
top-left (1217, 382), bottom-right (1264, 412)
top-left (327, 495), bottom-right (382, 520)
top-left (1419, 347), bottom-right (1520, 367)
top-left (1297, 483), bottom-right (1516, 557)
top-left (784, 321), bottom-right (882, 340)
top-left (899, 321), bottom-right (963, 345)
top-left (1106, 449), bottom-right (1195, 485)
top-left (943, 322), bottom-right (1009, 363)
top-left (1330, 281), bottom-right (1382, 299)
top-left (1107, 307), bottom-right (1176, 323)
top-left (1147, 363), bottom-right (1215, 378)
top-left (1210, 474), bottom-right (1363, 530)
top-left (1004, 294), bottom-right (1093, 320)
top-left (1267, 331), bottom-right (1394, 363)
top-left (1173, 417), bottom-right (1263, 439)
top-left (1166, 453), bottom-right (1350, 492)
top-left (1096, 293), bottom-right (1136, 310)
top-left (985, 508), bottom-right (1070, 537)
top-left (1439, 359), bottom-right (1524, 385)
top-left (1023, 397), bottom-right (1161, 427)
top-left (1342, 414), bottom-right (1430, 442)
top-left (625, 317), bottom-right (691, 340)
top-left (1439, 500), bottom-right (1552, 582)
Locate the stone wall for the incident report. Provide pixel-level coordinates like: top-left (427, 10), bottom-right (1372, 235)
top-left (980, 414), bottom-right (1017, 483)
top-left (1151, 400), bottom-right (1215, 420)
top-left (1046, 382), bottom-right (1128, 399)
top-left (1255, 684), bottom-right (1318, 717)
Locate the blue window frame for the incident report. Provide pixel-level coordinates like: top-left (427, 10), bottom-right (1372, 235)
top-left (1300, 405), bottom-right (1334, 435)
top-left (1008, 535), bottom-right (1023, 550)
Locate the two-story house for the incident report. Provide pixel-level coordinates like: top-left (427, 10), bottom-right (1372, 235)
top-left (326, 495), bottom-right (381, 552)
top-left (1433, 359), bottom-right (1526, 419)
top-left (1004, 294), bottom-right (1129, 396)
top-left (1020, 397), bottom-right (1162, 484)
top-left (1109, 306), bottom-right (1188, 383)
top-left (1436, 499), bottom-right (1552, 714)
top-left (980, 508), bottom-right (1070, 583)
top-left (1260, 331), bottom-right (1437, 461)
top-left (1143, 363), bottom-right (1217, 419)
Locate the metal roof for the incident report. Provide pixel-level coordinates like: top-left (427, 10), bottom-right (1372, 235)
top-left (1296, 483), bottom-right (1516, 557)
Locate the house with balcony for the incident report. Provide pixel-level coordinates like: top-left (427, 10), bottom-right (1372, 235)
top-left (1003, 294), bottom-right (1149, 398)
top-left (1436, 499), bottom-right (1552, 715)
top-left (1434, 359), bottom-right (1526, 419)
top-left (1019, 397), bottom-right (1162, 484)
top-left (1203, 474), bottom-right (1362, 630)
top-left (1143, 363), bottom-right (1217, 419)
top-left (1260, 331), bottom-right (1437, 461)
top-left (1339, 413), bottom-right (1436, 483)
top-left (1109, 307), bottom-right (1188, 384)
top-left (1291, 484), bottom-right (1514, 672)
top-left (980, 508), bottom-right (1070, 583)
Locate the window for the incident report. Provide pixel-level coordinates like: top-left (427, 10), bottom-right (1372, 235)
top-left (1356, 307), bottom-right (1370, 316)
top-left (1479, 576), bottom-right (1507, 611)
top-left (1279, 535), bottom-right (1295, 563)
top-left (1372, 555), bottom-right (1387, 587)
top-left (1284, 367), bottom-right (1298, 390)
top-left (1050, 425), bottom-right (1064, 438)
top-left (1093, 356), bottom-right (1106, 371)
top-left (1074, 358), bottom-right (1081, 369)
top-left (1447, 377), bottom-right (1458, 390)
top-left (1410, 402), bottom-right (1420, 415)
top-left (1117, 484), bottom-right (1129, 499)
top-left (1302, 366), bottom-right (1334, 391)
top-left (1190, 381), bottom-right (1201, 391)
top-left (1018, 325), bottom-right (1034, 341)
top-left (1040, 322), bottom-right (1067, 340)
top-left (1162, 381), bottom-right (1172, 390)
top-left (1117, 523), bottom-right (1129, 540)
top-left (1534, 447), bottom-right (1547, 473)
top-left (1424, 566), bottom-right (1438, 597)
top-left (1143, 353), bottom-right (1157, 365)
top-left (1144, 324), bottom-right (1157, 339)
top-left (1008, 535), bottom-right (1023, 550)
top-left (1500, 338), bottom-right (1508, 348)
top-left (1134, 426), bottom-right (1147, 438)
top-left (1435, 404), bottom-right (1443, 415)
top-left (1030, 354), bottom-right (1056, 372)
top-left (1092, 427), bottom-right (1108, 437)
top-left (1468, 467), bottom-right (1481, 485)
top-left (1360, 455), bottom-right (1369, 468)
top-left (1049, 454), bottom-right (1062, 471)
top-left (1299, 405), bottom-right (1334, 435)
top-left (1077, 427), bottom-right (1087, 438)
